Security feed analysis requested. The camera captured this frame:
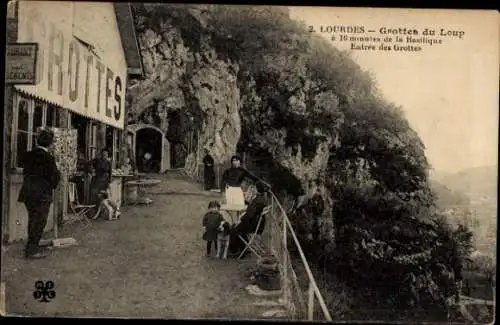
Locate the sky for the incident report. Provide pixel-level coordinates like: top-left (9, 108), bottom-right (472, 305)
top-left (288, 7), bottom-right (499, 174)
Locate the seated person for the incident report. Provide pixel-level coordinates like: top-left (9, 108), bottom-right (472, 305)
top-left (229, 227), bottom-right (246, 256)
top-left (229, 181), bottom-right (270, 257)
top-left (238, 181), bottom-right (269, 235)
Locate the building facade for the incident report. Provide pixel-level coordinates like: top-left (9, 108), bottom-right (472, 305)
top-left (3, 1), bottom-right (142, 243)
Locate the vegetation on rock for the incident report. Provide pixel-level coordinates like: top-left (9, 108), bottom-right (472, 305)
top-left (129, 3), bottom-right (477, 317)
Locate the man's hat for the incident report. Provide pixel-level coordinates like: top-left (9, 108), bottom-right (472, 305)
top-left (37, 128), bottom-right (55, 147)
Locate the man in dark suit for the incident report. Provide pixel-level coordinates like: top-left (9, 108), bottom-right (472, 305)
top-left (239, 181), bottom-right (269, 235)
top-left (18, 129), bottom-right (61, 259)
top-left (231, 181), bottom-right (269, 257)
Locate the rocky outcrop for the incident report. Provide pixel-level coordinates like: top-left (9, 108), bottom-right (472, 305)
top-left (126, 5), bottom-right (351, 250)
top-left (127, 24), bottom-right (188, 118)
top-left (281, 141), bottom-right (335, 243)
top-left (184, 43), bottom-right (241, 169)
top-left (238, 73), bottom-right (345, 247)
top-left (126, 14), bottom-right (241, 170)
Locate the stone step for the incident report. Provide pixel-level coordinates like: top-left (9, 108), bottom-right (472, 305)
top-left (261, 308), bottom-right (289, 318)
top-left (251, 298), bottom-right (287, 307)
top-left (245, 284), bottom-right (282, 297)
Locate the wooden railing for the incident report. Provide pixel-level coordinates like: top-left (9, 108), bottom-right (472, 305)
top-left (265, 189), bottom-right (333, 321)
top-left (183, 161), bottom-right (495, 322)
top-left (183, 163), bottom-right (333, 321)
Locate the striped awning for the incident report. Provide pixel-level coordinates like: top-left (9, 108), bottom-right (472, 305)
top-left (14, 87), bottom-right (109, 126)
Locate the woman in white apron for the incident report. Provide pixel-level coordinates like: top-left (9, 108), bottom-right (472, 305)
top-left (220, 155), bottom-right (261, 206)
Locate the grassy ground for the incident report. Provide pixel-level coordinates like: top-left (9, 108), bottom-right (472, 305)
top-left (1, 171), bottom-right (269, 319)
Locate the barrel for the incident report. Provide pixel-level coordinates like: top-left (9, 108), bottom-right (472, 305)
top-left (125, 183), bottom-right (138, 202)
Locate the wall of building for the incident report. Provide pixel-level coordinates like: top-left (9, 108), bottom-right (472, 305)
top-left (4, 1), bottom-right (129, 243)
top-left (2, 2), bottom-right (19, 243)
top-left (15, 1), bottom-right (128, 129)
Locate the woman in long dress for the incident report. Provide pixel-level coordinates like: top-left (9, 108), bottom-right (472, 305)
top-left (220, 155), bottom-right (262, 206)
top-left (88, 148), bottom-right (112, 205)
top-left (203, 149), bottom-right (215, 190)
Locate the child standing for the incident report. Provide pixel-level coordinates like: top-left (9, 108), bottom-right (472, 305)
top-left (202, 200), bottom-right (224, 256)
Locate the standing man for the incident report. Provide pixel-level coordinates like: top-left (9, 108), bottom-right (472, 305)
top-left (202, 148), bottom-right (215, 191)
top-left (18, 129), bottom-right (61, 259)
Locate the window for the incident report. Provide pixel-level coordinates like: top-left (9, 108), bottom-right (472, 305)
top-left (126, 132), bottom-right (134, 162)
top-left (105, 126), bottom-right (114, 167)
top-left (105, 126), bottom-right (121, 169)
top-left (87, 121), bottom-right (98, 160)
top-left (46, 104), bottom-right (59, 128)
top-left (15, 98), bottom-right (30, 168)
top-left (113, 129), bottom-right (122, 169)
top-left (11, 94), bottom-right (63, 169)
top-left (32, 102), bottom-right (44, 149)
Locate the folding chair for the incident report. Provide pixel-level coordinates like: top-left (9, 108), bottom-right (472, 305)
top-left (66, 182), bottom-right (94, 228)
top-left (238, 205), bottom-right (272, 260)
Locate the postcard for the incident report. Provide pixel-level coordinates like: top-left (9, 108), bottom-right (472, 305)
top-left (2, 2), bottom-right (498, 323)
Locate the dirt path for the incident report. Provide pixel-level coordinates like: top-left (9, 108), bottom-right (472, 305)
top-left (2, 171), bottom-right (260, 319)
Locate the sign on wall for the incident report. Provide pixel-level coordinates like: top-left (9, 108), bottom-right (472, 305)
top-left (15, 2), bottom-right (127, 130)
top-left (5, 43), bottom-right (38, 84)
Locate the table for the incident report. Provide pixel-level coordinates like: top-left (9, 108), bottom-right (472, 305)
top-left (220, 204), bottom-right (247, 224)
top-left (110, 175), bottom-right (133, 207)
top-left (125, 179), bottom-right (161, 205)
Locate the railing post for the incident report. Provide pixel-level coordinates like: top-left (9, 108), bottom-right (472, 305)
top-left (308, 281), bottom-right (315, 321)
top-left (283, 211), bottom-right (288, 309)
top-left (270, 197), bottom-right (275, 250)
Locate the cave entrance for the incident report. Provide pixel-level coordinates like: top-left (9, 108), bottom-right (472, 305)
top-left (136, 128), bottom-right (162, 173)
top-left (127, 123), bottom-right (171, 173)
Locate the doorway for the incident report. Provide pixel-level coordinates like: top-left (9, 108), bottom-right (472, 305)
top-left (70, 113), bottom-right (88, 159)
top-left (136, 127), bottom-right (162, 173)
top-left (70, 113), bottom-right (89, 203)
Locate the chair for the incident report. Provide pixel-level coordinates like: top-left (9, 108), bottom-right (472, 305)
top-left (66, 182), bottom-right (94, 228)
top-left (237, 205), bottom-right (272, 260)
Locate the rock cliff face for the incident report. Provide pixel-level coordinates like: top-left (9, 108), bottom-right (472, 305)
top-left (237, 73), bottom-right (344, 247)
top-left (127, 4), bottom-right (385, 250)
top-left (126, 5), bottom-right (466, 309)
top-left (127, 4), bottom-right (337, 245)
top-left (127, 10), bottom-right (241, 172)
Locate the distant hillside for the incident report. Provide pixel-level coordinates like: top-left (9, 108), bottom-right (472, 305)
top-left (430, 180), bottom-right (470, 209)
top-left (438, 165), bottom-right (498, 199)
top-left (431, 166), bottom-right (497, 258)
top-left (428, 169), bottom-right (452, 182)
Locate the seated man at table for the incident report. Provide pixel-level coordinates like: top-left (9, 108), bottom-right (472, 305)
top-left (238, 181), bottom-right (269, 235)
top-left (229, 181), bottom-right (269, 257)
